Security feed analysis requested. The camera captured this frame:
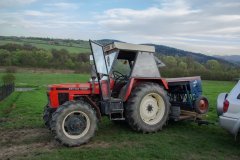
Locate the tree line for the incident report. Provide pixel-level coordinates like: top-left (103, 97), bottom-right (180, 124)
top-left (0, 43), bottom-right (90, 73)
top-left (0, 43), bottom-right (239, 81)
top-left (159, 55), bottom-right (240, 81)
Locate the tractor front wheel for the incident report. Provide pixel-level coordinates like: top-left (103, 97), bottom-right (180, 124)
top-left (51, 101), bottom-right (97, 147)
top-left (125, 82), bottom-right (170, 133)
top-left (43, 105), bottom-right (55, 129)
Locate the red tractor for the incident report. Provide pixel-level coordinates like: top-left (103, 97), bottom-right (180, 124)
top-left (44, 40), bottom-right (209, 146)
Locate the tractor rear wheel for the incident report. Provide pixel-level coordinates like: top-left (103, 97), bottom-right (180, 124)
top-left (43, 105), bottom-right (55, 129)
top-left (125, 82), bottom-right (170, 133)
top-left (51, 101), bottom-right (97, 147)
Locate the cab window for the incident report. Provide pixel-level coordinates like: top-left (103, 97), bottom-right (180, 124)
top-left (113, 59), bottom-right (131, 76)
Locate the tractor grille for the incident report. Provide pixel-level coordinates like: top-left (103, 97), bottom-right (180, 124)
top-left (58, 93), bottom-right (69, 105)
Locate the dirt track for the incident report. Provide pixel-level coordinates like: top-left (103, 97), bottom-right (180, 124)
top-left (0, 128), bottom-right (114, 160)
top-left (0, 128), bottom-right (56, 160)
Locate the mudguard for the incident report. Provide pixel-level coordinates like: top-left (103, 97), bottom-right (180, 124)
top-left (123, 78), bottom-right (168, 102)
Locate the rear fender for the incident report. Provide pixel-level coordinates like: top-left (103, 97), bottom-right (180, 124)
top-left (123, 78), bottom-right (168, 102)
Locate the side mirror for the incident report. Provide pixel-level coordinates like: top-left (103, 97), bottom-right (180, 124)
top-left (89, 55), bottom-right (94, 65)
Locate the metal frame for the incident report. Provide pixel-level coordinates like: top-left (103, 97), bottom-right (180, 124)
top-left (130, 51), bottom-right (161, 78)
top-left (105, 50), bottom-right (120, 76)
top-left (89, 40), bottom-right (110, 100)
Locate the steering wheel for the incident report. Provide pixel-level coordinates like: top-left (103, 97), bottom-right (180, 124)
top-left (113, 71), bottom-right (124, 79)
top-left (112, 71), bottom-right (128, 96)
top-left (112, 71), bottom-right (128, 81)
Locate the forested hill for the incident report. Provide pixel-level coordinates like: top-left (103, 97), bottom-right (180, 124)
top-left (214, 55), bottom-right (240, 65)
top-left (0, 36), bottom-right (235, 66)
top-left (145, 44), bottom-right (230, 64)
top-left (97, 39), bottom-right (233, 65)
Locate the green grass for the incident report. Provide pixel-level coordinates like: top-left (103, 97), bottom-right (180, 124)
top-left (0, 72), bottom-right (90, 87)
top-left (0, 39), bottom-right (91, 54)
top-left (0, 73), bottom-right (89, 129)
top-left (0, 73), bottom-right (239, 160)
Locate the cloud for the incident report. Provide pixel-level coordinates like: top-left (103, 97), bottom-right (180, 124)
top-left (94, 0), bottom-right (240, 55)
top-left (24, 10), bottom-right (55, 17)
top-left (208, 27), bottom-right (240, 34)
top-left (99, 1), bottom-right (200, 19)
top-left (212, 15), bottom-right (240, 22)
top-left (0, 0), bottom-right (37, 8)
top-left (0, 0), bottom-right (239, 55)
top-left (45, 2), bottom-right (79, 10)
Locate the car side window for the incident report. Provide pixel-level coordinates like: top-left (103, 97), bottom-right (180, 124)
top-left (237, 93), bottom-right (240, 100)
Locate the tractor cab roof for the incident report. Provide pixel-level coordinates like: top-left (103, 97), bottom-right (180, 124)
top-left (103, 42), bottom-right (155, 53)
top-left (102, 41), bottom-right (165, 68)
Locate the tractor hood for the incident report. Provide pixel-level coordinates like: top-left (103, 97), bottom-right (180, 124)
top-left (48, 83), bottom-right (92, 91)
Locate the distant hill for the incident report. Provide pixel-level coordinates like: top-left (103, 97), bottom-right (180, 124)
top-left (214, 55), bottom-right (240, 65)
top-left (0, 36), bottom-right (236, 66)
top-left (145, 44), bottom-right (224, 63)
top-left (97, 39), bottom-right (234, 66)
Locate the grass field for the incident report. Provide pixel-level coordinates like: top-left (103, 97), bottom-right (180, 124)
top-left (0, 39), bottom-right (91, 54)
top-left (0, 73), bottom-right (239, 160)
top-left (0, 72), bottom-right (90, 87)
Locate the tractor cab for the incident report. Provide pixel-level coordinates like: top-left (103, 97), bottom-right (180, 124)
top-left (89, 40), bottom-right (166, 120)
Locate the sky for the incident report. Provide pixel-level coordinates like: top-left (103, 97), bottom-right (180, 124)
top-left (0, 0), bottom-right (240, 56)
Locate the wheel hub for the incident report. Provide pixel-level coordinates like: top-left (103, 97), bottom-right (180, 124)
top-left (140, 93), bottom-right (165, 125)
top-left (62, 111), bottom-right (90, 139)
top-left (199, 99), bottom-right (208, 111)
top-left (66, 116), bottom-right (86, 135)
top-left (147, 105), bottom-right (153, 112)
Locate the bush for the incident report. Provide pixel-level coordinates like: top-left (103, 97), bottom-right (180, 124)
top-left (2, 73), bottom-right (15, 84)
top-left (5, 66), bottom-right (17, 73)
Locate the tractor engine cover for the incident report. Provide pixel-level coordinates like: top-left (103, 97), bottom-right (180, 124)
top-left (47, 82), bottom-right (100, 108)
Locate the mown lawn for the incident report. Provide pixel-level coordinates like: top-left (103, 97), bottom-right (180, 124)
top-left (0, 73), bottom-right (239, 160)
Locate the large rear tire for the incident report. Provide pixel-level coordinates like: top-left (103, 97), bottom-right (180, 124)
top-left (51, 101), bottom-right (97, 147)
top-left (125, 82), bottom-right (170, 133)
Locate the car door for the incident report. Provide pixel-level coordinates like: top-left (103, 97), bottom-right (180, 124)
top-left (226, 81), bottom-right (240, 118)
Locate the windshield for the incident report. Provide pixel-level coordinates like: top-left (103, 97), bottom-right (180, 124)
top-left (90, 42), bottom-right (107, 74)
top-left (90, 41), bottom-right (118, 75)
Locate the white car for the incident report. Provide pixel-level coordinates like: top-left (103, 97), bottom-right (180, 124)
top-left (217, 80), bottom-right (240, 137)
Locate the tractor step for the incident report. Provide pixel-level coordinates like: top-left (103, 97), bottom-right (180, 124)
top-left (109, 101), bottom-right (124, 120)
top-left (111, 118), bottom-right (125, 121)
top-left (100, 98), bottom-right (125, 120)
top-left (110, 108), bottom-right (124, 120)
